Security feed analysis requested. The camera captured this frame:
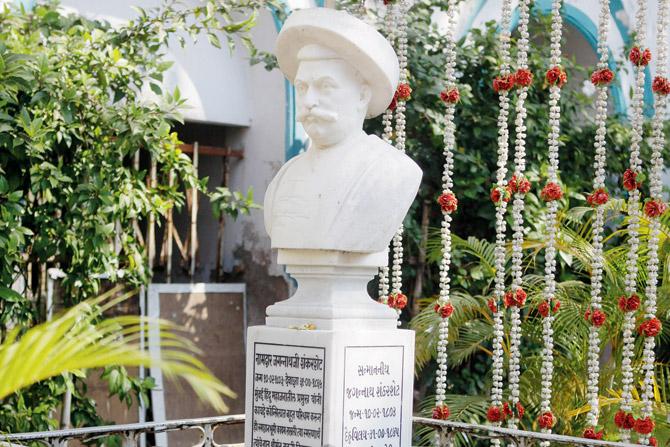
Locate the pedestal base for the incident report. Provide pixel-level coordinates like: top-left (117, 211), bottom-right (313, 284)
top-left (245, 325), bottom-right (414, 447)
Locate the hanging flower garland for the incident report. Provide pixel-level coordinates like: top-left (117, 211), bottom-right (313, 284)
top-left (617, 0), bottom-right (648, 442)
top-left (504, 0), bottom-right (532, 431)
top-left (431, 0), bottom-right (459, 436)
top-left (377, 0), bottom-right (411, 320)
top-left (537, 0), bottom-right (564, 442)
top-left (636, 1), bottom-right (668, 445)
top-left (486, 0), bottom-right (513, 439)
top-left (582, 0), bottom-right (612, 440)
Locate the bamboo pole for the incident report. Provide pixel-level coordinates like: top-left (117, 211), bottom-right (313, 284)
top-left (147, 157), bottom-right (157, 275)
top-left (215, 157), bottom-right (230, 280)
top-left (189, 142), bottom-right (199, 279)
top-left (166, 170), bottom-right (174, 283)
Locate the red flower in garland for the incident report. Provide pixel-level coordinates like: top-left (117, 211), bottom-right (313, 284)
top-left (438, 192), bottom-right (458, 214)
top-left (629, 47), bottom-right (652, 66)
top-left (487, 405), bottom-right (503, 422)
top-left (591, 68), bottom-right (615, 86)
top-left (440, 87), bottom-right (460, 104)
top-left (614, 410), bottom-right (636, 429)
top-left (584, 308), bottom-right (606, 327)
top-left (644, 199), bottom-right (668, 218)
top-left (490, 186), bottom-right (512, 204)
top-left (545, 66), bottom-right (567, 88)
top-left (387, 293), bottom-right (408, 310)
top-left (587, 188), bottom-right (609, 207)
top-left (388, 96), bottom-right (398, 111)
top-left (618, 294), bottom-right (641, 312)
top-left (493, 74), bottom-right (516, 92)
top-left (503, 402), bottom-right (513, 418)
top-left (516, 402), bottom-right (525, 419)
top-left (540, 182), bottom-right (563, 202)
top-left (432, 404), bottom-right (450, 420)
top-left (504, 288), bottom-right (527, 308)
top-left (434, 302), bottom-right (454, 318)
top-left (649, 437), bottom-right (658, 447)
top-left (634, 417), bottom-right (655, 435)
top-left (487, 298), bottom-right (498, 313)
top-left (638, 317), bottom-right (662, 337)
top-left (509, 174), bottom-right (531, 194)
top-left (583, 427), bottom-right (604, 440)
top-left (623, 168), bottom-right (642, 191)
top-left (652, 76), bottom-right (670, 95)
top-left (396, 83), bottom-right (412, 101)
top-left (538, 411), bottom-right (555, 429)
top-left (537, 300), bottom-right (560, 318)
top-left (514, 68), bottom-right (534, 88)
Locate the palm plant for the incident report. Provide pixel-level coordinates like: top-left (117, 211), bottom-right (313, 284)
top-left (0, 287), bottom-right (234, 412)
top-left (411, 200), bottom-right (669, 445)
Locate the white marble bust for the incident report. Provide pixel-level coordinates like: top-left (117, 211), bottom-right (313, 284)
top-left (264, 8), bottom-right (422, 254)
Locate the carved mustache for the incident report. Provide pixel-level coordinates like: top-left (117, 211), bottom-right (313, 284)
top-left (297, 108), bottom-right (338, 123)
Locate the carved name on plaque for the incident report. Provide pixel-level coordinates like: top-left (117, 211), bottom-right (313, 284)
top-left (251, 343), bottom-right (326, 447)
top-left (342, 346), bottom-right (404, 447)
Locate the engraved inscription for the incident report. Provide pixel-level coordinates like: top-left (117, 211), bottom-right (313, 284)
top-left (252, 343), bottom-right (325, 447)
top-left (342, 346), bottom-right (404, 447)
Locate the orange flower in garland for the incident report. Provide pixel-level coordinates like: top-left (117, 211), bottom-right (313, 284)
top-left (437, 192), bottom-right (458, 214)
top-left (652, 76), bottom-right (670, 95)
top-left (387, 292), bottom-right (408, 310)
top-left (433, 302), bottom-right (454, 318)
top-left (584, 308), bottom-right (606, 327)
top-left (618, 294), bottom-right (640, 312)
top-left (514, 68), bottom-right (533, 88)
top-left (629, 46), bottom-right (652, 66)
top-left (644, 199), bottom-right (667, 218)
top-left (623, 168), bottom-right (643, 191)
top-left (509, 174), bottom-right (531, 194)
top-left (587, 188), bottom-right (609, 206)
top-left (493, 73), bottom-right (515, 92)
top-left (440, 87), bottom-right (460, 104)
top-left (490, 185), bottom-right (512, 204)
top-left (634, 417), bottom-right (655, 435)
top-left (583, 427), bottom-right (603, 440)
top-left (638, 317), bottom-right (662, 337)
top-left (538, 411), bottom-right (555, 429)
top-left (614, 410), bottom-right (636, 429)
top-left (540, 182), bottom-right (563, 202)
top-left (432, 404), bottom-right (450, 420)
top-left (503, 288), bottom-right (527, 308)
top-left (591, 68), bottom-right (615, 86)
top-left (545, 66), bottom-right (567, 88)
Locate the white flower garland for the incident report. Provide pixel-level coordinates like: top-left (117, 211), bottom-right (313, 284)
top-left (538, 0), bottom-right (564, 443)
top-left (638, 0), bottom-right (668, 445)
top-left (583, 0), bottom-right (611, 436)
top-left (488, 0), bottom-right (512, 440)
top-left (432, 0), bottom-right (459, 440)
top-left (619, 0), bottom-right (647, 442)
top-left (505, 0), bottom-right (532, 431)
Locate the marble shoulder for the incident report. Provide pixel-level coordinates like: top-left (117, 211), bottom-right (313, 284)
top-left (366, 134), bottom-right (422, 179)
top-left (264, 153), bottom-right (305, 235)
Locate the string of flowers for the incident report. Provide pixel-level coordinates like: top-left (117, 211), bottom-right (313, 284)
top-left (431, 0), bottom-right (459, 439)
top-left (377, 0), bottom-right (397, 308)
top-left (617, 0), bottom-right (648, 442)
top-left (486, 0), bottom-right (513, 439)
top-left (636, 1), bottom-right (668, 445)
top-left (504, 0), bottom-right (532, 431)
top-left (582, 0), bottom-right (612, 440)
top-left (537, 0), bottom-right (565, 443)
top-left (377, 0), bottom-right (411, 318)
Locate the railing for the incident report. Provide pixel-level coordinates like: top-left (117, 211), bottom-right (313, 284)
top-left (1, 414), bottom-right (643, 447)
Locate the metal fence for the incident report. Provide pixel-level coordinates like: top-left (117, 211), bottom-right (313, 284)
top-left (1, 414), bottom-right (644, 447)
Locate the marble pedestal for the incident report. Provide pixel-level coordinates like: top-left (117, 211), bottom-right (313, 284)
top-left (245, 326), bottom-right (414, 447)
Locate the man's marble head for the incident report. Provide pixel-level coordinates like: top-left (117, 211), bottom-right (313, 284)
top-left (294, 44), bottom-right (372, 148)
